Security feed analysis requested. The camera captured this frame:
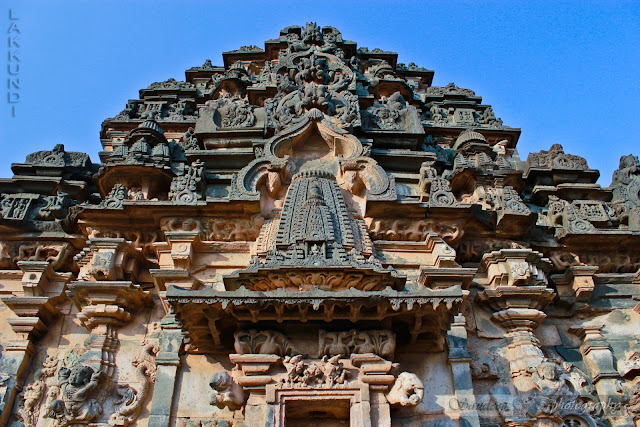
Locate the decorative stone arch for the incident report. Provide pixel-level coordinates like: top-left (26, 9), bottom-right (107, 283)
top-left (230, 112), bottom-right (396, 204)
top-left (264, 112), bottom-right (363, 160)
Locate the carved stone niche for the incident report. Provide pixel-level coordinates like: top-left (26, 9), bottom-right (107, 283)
top-left (96, 119), bottom-right (175, 201)
top-left (224, 170), bottom-right (405, 292)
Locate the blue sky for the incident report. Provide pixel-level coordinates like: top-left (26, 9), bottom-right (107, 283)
top-left (1, 1), bottom-right (638, 184)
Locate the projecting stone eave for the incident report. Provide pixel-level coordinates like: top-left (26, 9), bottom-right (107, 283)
top-left (167, 284), bottom-right (469, 353)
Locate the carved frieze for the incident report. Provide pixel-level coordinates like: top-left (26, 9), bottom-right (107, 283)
top-left (234, 330), bottom-right (293, 357)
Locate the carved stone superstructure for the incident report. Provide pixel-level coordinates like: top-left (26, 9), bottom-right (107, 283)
top-left (1, 22), bottom-right (639, 426)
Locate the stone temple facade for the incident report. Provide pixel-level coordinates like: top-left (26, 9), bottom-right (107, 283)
top-left (1, 22), bottom-right (640, 427)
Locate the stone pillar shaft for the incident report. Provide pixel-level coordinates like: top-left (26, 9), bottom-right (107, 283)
top-left (447, 315), bottom-right (480, 427)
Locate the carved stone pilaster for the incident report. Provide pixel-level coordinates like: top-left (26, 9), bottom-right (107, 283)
top-left (446, 315), bottom-right (480, 427)
top-left (570, 326), bottom-right (634, 426)
top-left (0, 260), bottom-right (72, 425)
top-left (477, 249), bottom-right (554, 392)
top-left (148, 311), bottom-right (184, 427)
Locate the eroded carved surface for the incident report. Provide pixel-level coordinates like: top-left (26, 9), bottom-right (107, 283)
top-left (2, 20), bottom-right (640, 427)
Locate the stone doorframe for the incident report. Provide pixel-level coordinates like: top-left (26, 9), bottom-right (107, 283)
top-left (266, 383), bottom-right (388, 427)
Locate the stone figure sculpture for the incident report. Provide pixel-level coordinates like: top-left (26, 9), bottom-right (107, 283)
top-left (386, 372), bottom-right (425, 407)
top-left (47, 364), bottom-right (103, 424)
top-left (209, 371), bottom-right (246, 411)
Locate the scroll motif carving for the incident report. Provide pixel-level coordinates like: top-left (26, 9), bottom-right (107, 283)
top-left (419, 159), bottom-right (457, 206)
top-left (108, 342), bottom-right (158, 426)
top-left (169, 160), bottom-right (206, 205)
top-left (160, 215), bottom-right (263, 241)
top-left (86, 227), bottom-right (161, 257)
top-left (100, 184), bottom-right (128, 209)
top-left (14, 243), bottom-right (72, 270)
top-left (544, 195), bottom-right (596, 236)
top-left (470, 354), bottom-right (499, 380)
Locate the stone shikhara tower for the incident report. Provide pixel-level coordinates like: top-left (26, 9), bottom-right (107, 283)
top-left (1, 22), bottom-right (639, 427)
